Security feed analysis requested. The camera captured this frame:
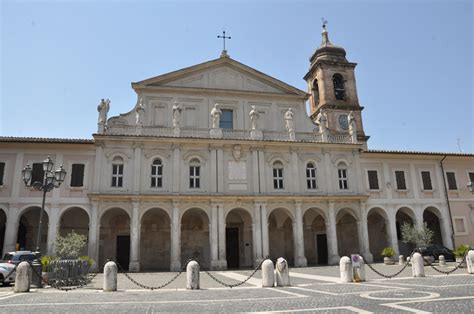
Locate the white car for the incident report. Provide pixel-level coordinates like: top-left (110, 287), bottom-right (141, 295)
top-left (0, 263), bottom-right (16, 286)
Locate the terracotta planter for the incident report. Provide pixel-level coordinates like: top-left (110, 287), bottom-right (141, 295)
top-left (383, 257), bottom-right (395, 265)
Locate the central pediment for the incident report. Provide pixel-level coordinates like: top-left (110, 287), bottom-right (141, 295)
top-left (132, 56), bottom-right (307, 97)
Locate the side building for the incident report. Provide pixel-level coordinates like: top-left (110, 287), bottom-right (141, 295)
top-left (1, 29), bottom-right (473, 271)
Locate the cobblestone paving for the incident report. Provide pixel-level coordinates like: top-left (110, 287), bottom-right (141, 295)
top-left (0, 263), bottom-right (472, 313)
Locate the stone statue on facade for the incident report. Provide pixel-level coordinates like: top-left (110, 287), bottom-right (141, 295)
top-left (232, 145), bottom-right (242, 161)
top-left (97, 98), bottom-right (110, 133)
top-left (315, 111), bottom-right (328, 133)
top-left (135, 98), bottom-right (145, 126)
top-left (172, 102), bottom-right (182, 128)
top-left (348, 111), bottom-right (357, 143)
top-left (284, 108), bottom-right (295, 132)
top-left (210, 103), bottom-right (222, 129)
top-left (249, 105), bottom-right (259, 130)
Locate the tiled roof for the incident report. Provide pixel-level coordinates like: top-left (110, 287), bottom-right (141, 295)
top-left (0, 136), bottom-right (94, 144)
top-left (364, 149), bottom-right (474, 157)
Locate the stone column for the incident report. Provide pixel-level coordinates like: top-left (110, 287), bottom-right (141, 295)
top-left (217, 204), bottom-right (227, 269)
top-left (359, 202), bottom-right (373, 262)
top-left (294, 202), bottom-right (307, 267)
top-left (133, 146), bottom-right (142, 194)
top-left (210, 149), bottom-right (217, 193)
top-left (170, 201), bottom-right (181, 271)
top-left (2, 205), bottom-right (19, 255)
top-left (290, 151), bottom-right (300, 193)
top-left (414, 204), bottom-right (424, 229)
top-left (387, 205), bottom-right (400, 257)
top-left (217, 149), bottom-right (224, 193)
top-left (88, 202), bottom-right (99, 271)
top-left (253, 203), bottom-right (263, 265)
top-left (261, 203), bottom-right (269, 258)
top-left (210, 203), bottom-right (219, 269)
top-left (172, 145), bottom-right (181, 193)
top-left (92, 146), bottom-right (103, 192)
top-left (129, 201), bottom-right (140, 272)
top-left (326, 202), bottom-right (339, 265)
top-left (251, 149), bottom-right (260, 194)
top-left (47, 206), bottom-right (60, 255)
top-left (258, 151), bottom-right (266, 193)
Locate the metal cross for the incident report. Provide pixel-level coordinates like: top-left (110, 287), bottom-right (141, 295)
top-left (217, 30), bottom-right (231, 51)
top-left (322, 18), bottom-right (328, 29)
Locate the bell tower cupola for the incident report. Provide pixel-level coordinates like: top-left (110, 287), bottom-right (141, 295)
top-left (304, 23), bottom-right (367, 141)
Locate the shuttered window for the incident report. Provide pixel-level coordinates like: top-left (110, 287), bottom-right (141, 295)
top-left (395, 171), bottom-right (407, 190)
top-left (368, 170), bottom-right (379, 190)
top-left (446, 172), bottom-right (457, 190)
top-left (0, 162), bottom-right (4, 185)
top-left (421, 171), bottom-right (432, 190)
top-left (31, 163), bottom-right (44, 184)
top-left (70, 164), bottom-right (85, 187)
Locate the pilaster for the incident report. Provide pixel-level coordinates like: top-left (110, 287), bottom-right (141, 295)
top-left (210, 203), bottom-right (219, 269)
top-left (217, 203), bottom-right (227, 269)
top-left (252, 202), bottom-right (263, 266)
top-left (2, 205), bottom-right (20, 255)
top-left (294, 202), bottom-right (307, 267)
top-left (129, 201), bottom-right (140, 272)
top-left (359, 201), bottom-right (373, 262)
top-left (326, 201), bottom-right (339, 264)
top-left (88, 201), bottom-right (99, 271)
top-left (261, 203), bottom-right (269, 258)
top-left (46, 206), bottom-right (60, 255)
top-left (170, 200), bottom-right (181, 271)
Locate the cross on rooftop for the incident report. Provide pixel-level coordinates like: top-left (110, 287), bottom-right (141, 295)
top-left (217, 30), bottom-right (231, 51)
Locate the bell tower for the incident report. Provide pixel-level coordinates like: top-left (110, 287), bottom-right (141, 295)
top-left (304, 24), bottom-right (368, 141)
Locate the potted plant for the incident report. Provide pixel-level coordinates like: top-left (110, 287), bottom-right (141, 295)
top-left (381, 247), bottom-right (395, 265)
top-left (454, 244), bottom-right (470, 268)
top-left (40, 255), bottom-right (58, 283)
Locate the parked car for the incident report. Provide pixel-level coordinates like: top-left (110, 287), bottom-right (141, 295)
top-left (1, 251), bottom-right (36, 266)
top-left (418, 245), bottom-right (455, 261)
top-left (0, 263), bottom-right (16, 286)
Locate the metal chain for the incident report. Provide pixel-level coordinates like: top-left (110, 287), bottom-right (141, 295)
top-left (361, 252), bottom-right (414, 279)
top-left (425, 252), bottom-right (468, 275)
top-left (115, 259), bottom-right (192, 290)
top-left (204, 258), bottom-right (266, 288)
top-left (2, 265), bottom-right (18, 281)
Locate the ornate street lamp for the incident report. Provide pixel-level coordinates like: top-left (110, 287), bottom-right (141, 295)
top-left (21, 156), bottom-right (66, 287)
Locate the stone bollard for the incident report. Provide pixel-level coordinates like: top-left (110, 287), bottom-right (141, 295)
top-left (186, 261), bottom-right (200, 290)
top-left (339, 256), bottom-right (351, 283)
top-left (261, 259), bottom-right (275, 287)
top-left (467, 250), bottom-right (474, 274)
top-left (411, 252), bottom-right (425, 277)
top-left (275, 257), bottom-right (290, 287)
top-left (439, 255), bottom-right (446, 267)
top-left (353, 255), bottom-right (366, 282)
top-left (399, 255), bottom-right (405, 265)
top-left (103, 261), bottom-right (117, 292)
top-left (14, 262), bottom-right (30, 293)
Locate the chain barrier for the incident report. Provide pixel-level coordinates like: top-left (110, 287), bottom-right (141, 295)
top-left (361, 251), bottom-right (414, 279)
top-left (203, 258), bottom-right (265, 288)
top-left (425, 252), bottom-right (468, 275)
top-left (1, 265), bottom-right (18, 282)
top-left (115, 259), bottom-right (194, 290)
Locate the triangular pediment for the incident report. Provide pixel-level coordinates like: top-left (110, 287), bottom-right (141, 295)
top-left (132, 57), bottom-right (307, 97)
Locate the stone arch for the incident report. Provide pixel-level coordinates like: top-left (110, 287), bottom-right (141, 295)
top-left (140, 207), bottom-right (171, 271)
top-left (225, 208), bottom-right (253, 268)
top-left (367, 207), bottom-right (389, 262)
top-left (396, 206), bottom-right (416, 256)
top-left (59, 206), bottom-right (90, 256)
top-left (17, 206), bottom-right (49, 253)
top-left (268, 208), bottom-right (295, 266)
top-left (99, 207), bottom-right (130, 270)
top-left (303, 208), bottom-right (328, 265)
top-left (423, 206), bottom-right (443, 246)
top-left (0, 207), bottom-right (6, 256)
top-left (336, 208), bottom-right (360, 257)
top-left (181, 208), bottom-right (210, 269)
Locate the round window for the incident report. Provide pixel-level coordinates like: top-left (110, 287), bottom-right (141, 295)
top-left (338, 114), bottom-right (349, 130)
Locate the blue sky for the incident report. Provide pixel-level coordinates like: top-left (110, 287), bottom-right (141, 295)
top-left (1, 0), bottom-right (472, 152)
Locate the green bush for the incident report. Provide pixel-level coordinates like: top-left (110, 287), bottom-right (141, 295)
top-left (79, 255), bottom-right (95, 268)
top-left (40, 255), bottom-right (58, 272)
top-left (401, 222), bottom-right (434, 248)
top-left (453, 244), bottom-right (470, 258)
top-left (55, 231), bottom-right (87, 259)
top-left (381, 247), bottom-right (395, 258)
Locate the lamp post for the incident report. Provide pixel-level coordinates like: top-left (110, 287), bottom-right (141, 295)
top-left (21, 156), bottom-right (66, 287)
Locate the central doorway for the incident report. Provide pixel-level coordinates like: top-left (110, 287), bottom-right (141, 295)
top-left (116, 235), bottom-right (130, 271)
top-left (226, 227), bottom-right (239, 268)
top-left (316, 234), bottom-right (328, 265)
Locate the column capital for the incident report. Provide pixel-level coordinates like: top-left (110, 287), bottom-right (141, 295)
top-left (294, 200), bottom-right (303, 207)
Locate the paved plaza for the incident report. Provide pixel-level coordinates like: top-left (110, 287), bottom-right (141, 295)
top-left (0, 263), bottom-right (473, 313)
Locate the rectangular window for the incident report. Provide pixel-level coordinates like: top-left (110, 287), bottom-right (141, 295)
top-left (367, 170), bottom-right (379, 190)
top-left (151, 162), bottom-right (163, 188)
top-left (306, 167), bottom-right (317, 189)
top-left (0, 162), bottom-right (4, 185)
top-left (111, 164), bottom-right (123, 187)
top-left (70, 164), bottom-right (85, 187)
top-left (446, 172), bottom-right (457, 190)
top-left (31, 163), bottom-right (44, 184)
top-left (219, 109), bottom-right (233, 129)
top-left (421, 171), bottom-right (432, 190)
top-left (190, 165), bottom-right (200, 188)
top-left (273, 168), bottom-right (284, 189)
top-left (469, 172), bottom-right (474, 184)
top-left (454, 218), bottom-right (466, 233)
top-left (395, 171), bottom-right (407, 190)
top-left (338, 168), bottom-right (348, 190)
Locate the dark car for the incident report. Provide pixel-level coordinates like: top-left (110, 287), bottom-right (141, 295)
top-left (1, 251), bottom-right (36, 265)
top-left (418, 245), bottom-right (454, 261)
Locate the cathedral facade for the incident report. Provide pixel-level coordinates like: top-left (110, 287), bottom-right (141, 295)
top-left (1, 29), bottom-right (473, 271)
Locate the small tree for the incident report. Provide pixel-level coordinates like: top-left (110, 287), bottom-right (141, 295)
top-left (55, 231), bottom-right (87, 259)
top-left (401, 222), bottom-right (434, 248)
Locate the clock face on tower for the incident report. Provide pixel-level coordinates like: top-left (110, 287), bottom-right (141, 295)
top-left (338, 114), bottom-right (349, 130)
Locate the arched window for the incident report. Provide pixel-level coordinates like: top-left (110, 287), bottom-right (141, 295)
top-left (273, 161), bottom-right (284, 190)
top-left (306, 162), bottom-right (317, 189)
top-left (337, 164), bottom-right (349, 190)
top-left (333, 74), bottom-right (345, 100)
top-left (111, 156), bottom-right (124, 188)
top-left (312, 79), bottom-right (319, 105)
top-left (151, 159), bottom-right (163, 188)
top-left (189, 158), bottom-right (200, 189)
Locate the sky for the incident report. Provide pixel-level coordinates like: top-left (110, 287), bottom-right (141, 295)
top-left (1, 0), bottom-right (473, 153)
